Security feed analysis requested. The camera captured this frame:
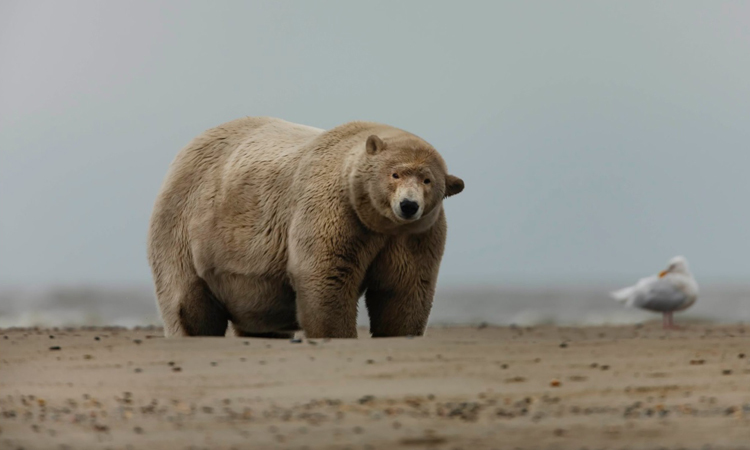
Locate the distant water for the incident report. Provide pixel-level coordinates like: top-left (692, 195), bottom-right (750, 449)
top-left (1, 284), bottom-right (749, 328)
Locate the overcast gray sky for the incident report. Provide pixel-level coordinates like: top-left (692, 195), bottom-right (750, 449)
top-left (1, 1), bottom-right (749, 288)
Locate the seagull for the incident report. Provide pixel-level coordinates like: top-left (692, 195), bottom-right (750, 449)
top-left (610, 256), bottom-right (699, 329)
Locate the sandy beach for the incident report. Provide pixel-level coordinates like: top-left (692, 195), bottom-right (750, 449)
top-left (2, 324), bottom-right (750, 450)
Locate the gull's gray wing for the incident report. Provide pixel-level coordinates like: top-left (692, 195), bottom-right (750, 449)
top-left (632, 278), bottom-right (689, 312)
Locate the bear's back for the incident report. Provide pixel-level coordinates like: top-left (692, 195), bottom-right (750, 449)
top-left (175, 117), bottom-right (322, 181)
top-left (157, 117), bottom-right (322, 211)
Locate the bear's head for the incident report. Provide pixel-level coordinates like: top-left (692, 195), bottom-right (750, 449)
top-left (350, 133), bottom-right (464, 234)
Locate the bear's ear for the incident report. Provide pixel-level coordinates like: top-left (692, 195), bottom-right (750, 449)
top-left (445, 174), bottom-right (465, 198)
top-left (366, 135), bottom-right (386, 155)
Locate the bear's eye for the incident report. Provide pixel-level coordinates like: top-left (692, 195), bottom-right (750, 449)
top-left (424, 178), bottom-right (431, 184)
top-left (392, 173), bottom-right (399, 179)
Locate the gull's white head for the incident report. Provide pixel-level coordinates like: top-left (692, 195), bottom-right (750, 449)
top-left (659, 255), bottom-right (690, 278)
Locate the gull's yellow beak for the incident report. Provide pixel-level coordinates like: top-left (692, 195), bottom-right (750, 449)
top-left (659, 270), bottom-right (669, 278)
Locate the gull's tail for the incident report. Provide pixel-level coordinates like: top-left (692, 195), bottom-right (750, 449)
top-left (610, 286), bottom-right (636, 304)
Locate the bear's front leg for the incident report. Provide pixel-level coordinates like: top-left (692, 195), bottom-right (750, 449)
top-left (365, 215), bottom-right (447, 337)
top-left (288, 213), bottom-right (384, 339)
top-left (293, 274), bottom-right (359, 338)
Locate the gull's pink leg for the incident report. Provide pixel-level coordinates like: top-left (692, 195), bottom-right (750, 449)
top-left (663, 312), bottom-right (668, 329)
top-left (663, 312), bottom-right (679, 330)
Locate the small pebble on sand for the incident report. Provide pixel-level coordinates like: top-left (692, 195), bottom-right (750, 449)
top-left (358, 395), bottom-right (375, 404)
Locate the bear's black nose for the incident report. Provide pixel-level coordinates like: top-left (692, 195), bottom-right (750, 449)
top-left (399, 199), bottom-right (419, 218)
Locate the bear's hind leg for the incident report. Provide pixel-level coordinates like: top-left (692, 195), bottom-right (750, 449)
top-left (158, 278), bottom-right (229, 337)
top-left (178, 278), bottom-right (229, 336)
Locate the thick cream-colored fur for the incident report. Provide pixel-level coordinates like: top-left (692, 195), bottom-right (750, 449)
top-left (147, 117), bottom-right (463, 338)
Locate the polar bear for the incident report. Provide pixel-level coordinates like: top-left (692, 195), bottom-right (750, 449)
top-left (147, 117), bottom-right (464, 338)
